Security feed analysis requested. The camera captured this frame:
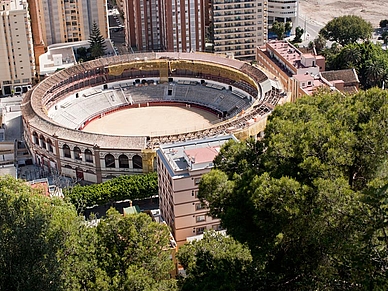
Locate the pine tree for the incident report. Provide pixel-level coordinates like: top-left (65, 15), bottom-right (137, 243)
top-left (89, 21), bottom-right (106, 59)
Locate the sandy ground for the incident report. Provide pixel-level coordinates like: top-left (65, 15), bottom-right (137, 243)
top-left (82, 106), bottom-right (220, 136)
top-left (299, 0), bottom-right (387, 28)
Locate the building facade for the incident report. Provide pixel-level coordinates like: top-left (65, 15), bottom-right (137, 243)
top-left (267, 0), bottom-right (298, 29)
top-left (124, 0), bottom-right (205, 53)
top-left (212, 0), bottom-right (268, 59)
top-left (123, 0), bottom-right (299, 59)
top-left (0, 0), bottom-right (35, 95)
top-left (124, 0), bottom-right (162, 52)
top-left (30, 0), bottom-right (108, 46)
top-left (157, 135), bottom-right (236, 246)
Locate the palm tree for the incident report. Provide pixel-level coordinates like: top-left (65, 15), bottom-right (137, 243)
top-left (364, 59), bottom-right (386, 88)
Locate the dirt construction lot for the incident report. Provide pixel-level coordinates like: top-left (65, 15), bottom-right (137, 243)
top-left (299, 0), bottom-right (386, 27)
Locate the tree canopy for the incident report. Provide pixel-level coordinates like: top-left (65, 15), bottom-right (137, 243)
top-left (319, 15), bottom-right (373, 46)
top-left (292, 26), bottom-right (304, 43)
top-left (270, 21), bottom-right (291, 40)
top-left (380, 19), bottom-right (388, 28)
top-left (64, 172), bottom-right (158, 210)
top-left (70, 209), bottom-right (177, 290)
top-left (0, 176), bottom-right (81, 291)
top-left (0, 175), bottom-right (176, 290)
top-left (323, 42), bottom-right (388, 89)
top-left (198, 88), bottom-right (388, 290)
top-left (177, 231), bottom-right (253, 291)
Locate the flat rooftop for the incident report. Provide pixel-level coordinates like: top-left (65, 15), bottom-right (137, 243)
top-left (158, 135), bottom-right (237, 177)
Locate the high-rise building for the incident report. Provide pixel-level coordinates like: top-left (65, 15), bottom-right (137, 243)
top-left (124, 0), bottom-right (205, 53)
top-left (123, 0), bottom-right (298, 58)
top-left (30, 0), bottom-right (109, 46)
top-left (161, 0), bottom-right (206, 52)
top-left (157, 135), bottom-right (236, 246)
top-left (124, 0), bottom-right (162, 51)
top-left (211, 0), bottom-right (268, 59)
top-left (0, 0), bottom-right (35, 95)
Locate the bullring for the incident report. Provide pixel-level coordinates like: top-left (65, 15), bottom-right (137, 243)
top-left (22, 52), bottom-right (283, 183)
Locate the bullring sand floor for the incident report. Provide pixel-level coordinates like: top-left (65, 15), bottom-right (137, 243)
top-left (82, 106), bottom-right (220, 136)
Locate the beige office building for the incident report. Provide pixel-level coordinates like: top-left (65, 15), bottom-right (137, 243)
top-left (30, 0), bottom-right (108, 46)
top-left (157, 135), bottom-right (236, 246)
top-left (0, 0), bottom-right (35, 95)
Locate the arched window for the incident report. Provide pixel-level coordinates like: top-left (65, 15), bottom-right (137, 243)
top-left (119, 154), bottom-right (129, 168)
top-left (32, 132), bottom-right (39, 145)
top-left (84, 149), bottom-right (93, 163)
top-left (74, 147), bottom-right (82, 160)
top-left (63, 144), bottom-right (71, 158)
top-left (132, 155), bottom-right (142, 169)
top-left (105, 154), bottom-right (115, 168)
top-left (47, 139), bottom-right (53, 153)
top-left (39, 135), bottom-right (46, 149)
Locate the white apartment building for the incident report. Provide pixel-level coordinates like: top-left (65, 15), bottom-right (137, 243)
top-left (0, 0), bottom-right (35, 96)
top-left (268, 0), bottom-right (298, 30)
top-left (212, 0), bottom-right (268, 59)
top-left (157, 135), bottom-right (236, 246)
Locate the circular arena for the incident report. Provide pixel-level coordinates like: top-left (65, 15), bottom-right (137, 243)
top-left (22, 52), bottom-right (284, 183)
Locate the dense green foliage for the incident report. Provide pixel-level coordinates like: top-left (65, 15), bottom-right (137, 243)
top-left (319, 15), bottom-right (373, 46)
top-left (270, 21), bottom-right (291, 40)
top-left (64, 172), bottom-right (158, 209)
top-left (66, 210), bottom-right (177, 290)
top-left (308, 34), bottom-right (327, 54)
top-left (89, 21), bottom-right (106, 59)
top-left (198, 88), bottom-right (388, 290)
top-left (380, 19), bottom-right (388, 28)
top-left (177, 231), bottom-right (253, 291)
top-left (323, 42), bottom-right (388, 89)
top-left (0, 176), bottom-right (176, 290)
top-left (0, 176), bottom-right (81, 291)
top-left (292, 26), bottom-right (304, 43)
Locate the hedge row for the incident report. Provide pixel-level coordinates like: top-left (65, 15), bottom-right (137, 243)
top-left (64, 172), bottom-right (158, 208)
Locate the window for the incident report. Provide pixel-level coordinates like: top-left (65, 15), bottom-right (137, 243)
top-left (212, 224), bottom-right (223, 231)
top-left (63, 144), bottom-right (71, 158)
top-left (47, 139), bottom-right (53, 152)
top-left (195, 203), bottom-right (205, 210)
top-left (196, 227), bottom-right (205, 235)
top-left (32, 132), bottom-right (38, 145)
top-left (194, 177), bottom-right (201, 185)
top-left (74, 147), bottom-right (82, 160)
top-left (192, 190), bottom-right (199, 197)
top-left (132, 155), bottom-right (142, 169)
top-left (85, 149), bottom-right (93, 163)
top-left (39, 135), bottom-right (46, 149)
top-left (196, 215), bottom-right (206, 222)
top-left (105, 154), bottom-right (115, 168)
top-left (118, 154), bottom-right (129, 168)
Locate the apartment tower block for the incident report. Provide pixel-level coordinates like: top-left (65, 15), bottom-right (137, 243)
top-left (0, 0), bottom-right (35, 95)
top-left (29, 0), bottom-right (108, 46)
